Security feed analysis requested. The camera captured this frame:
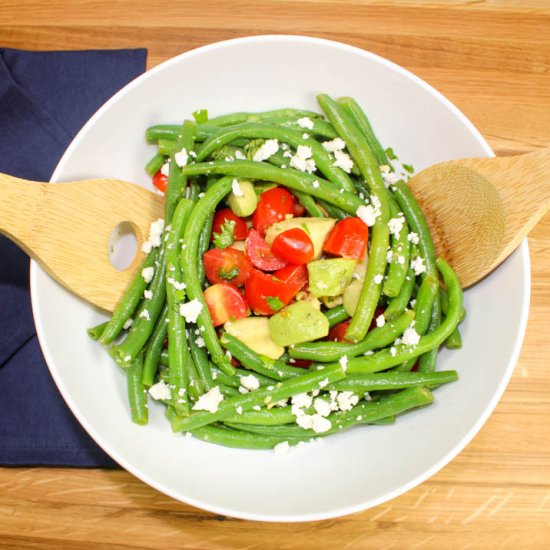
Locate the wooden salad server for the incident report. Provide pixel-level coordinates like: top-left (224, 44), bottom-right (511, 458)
top-left (407, 148), bottom-right (549, 288)
top-left (0, 173), bottom-right (163, 312)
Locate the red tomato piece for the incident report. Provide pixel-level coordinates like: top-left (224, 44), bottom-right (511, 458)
top-left (271, 228), bottom-right (314, 265)
top-left (203, 283), bottom-right (248, 326)
top-left (323, 217), bottom-right (369, 260)
top-left (293, 198), bottom-right (306, 217)
top-left (203, 248), bottom-right (252, 286)
top-left (212, 208), bottom-right (248, 241)
top-left (244, 265), bottom-right (307, 315)
top-left (327, 320), bottom-right (352, 343)
top-left (245, 229), bottom-right (287, 271)
top-left (152, 171), bottom-right (168, 193)
top-left (288, 358), bottom-right (313, 368)
top-left (252, 186), bottom-right (296, 235)
top-left (369, 307), bottom-right (386, 331)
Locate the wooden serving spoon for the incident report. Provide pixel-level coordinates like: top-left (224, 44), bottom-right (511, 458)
top-left (0, 148), bottom-right (548, 312)
top-left (0, 173), bottom-right (164, 312)
top-left (407, 148), bottom-right (549, 288)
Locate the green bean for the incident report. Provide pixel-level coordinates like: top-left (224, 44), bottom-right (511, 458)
top-left (142, 304), bottom-right (168, 387)
top-left (191, 424), bottom-right (306, 449)
top-left (328, 370), bottom-right (458, 392)
top-left (219, 384), bottom-right (241, 397)
top-left (289, 309), bottom-right (414, 362)
top-left (180, 177), bottom-right (236, 376)
top-left (324, 305), bottom-right (349, 328)
top-left (127, 354), bottom-right (148, 425)
top-left (266, 116), bottom-right (338, 139)
top-left (440, 287), bottom-right (465, 349)
top-left (196, 122), bottom-right (355, 193)
top-left (229, 387), bottom-right (433, 438)
top-left (170, 363), bottom-right (345, 432)
top-left (182, 160), bottom-right (363, 214)
top-left (146, 124), bottom-right (180, 142)
top-left (166, 199), bottom-right (194, 416)
top-left (211, 364), bottom-right (275, 388)
top-left (113, 245), bottom-right (167, 362)
top-left (206, 108), bottom-right (323, 127)
top-left (337, 97), bottom-right (390, 166)
top-left (224, 405), bottom-right (295, 426)
top-left (87, 321), bottom-right (107, 341)
top-left (157, 139), bottom-right (175, 156)
top-left (145, 152), bottom-right (165, 176)
top-left (187, 357), bottom-right (205, 401)
top-left (316, 94), bottom-right (391, 342)
top-left (343, 258), bottom-right (462, 374)
top-left (188, 336), bottom-right (214, 391)
top-left (98, 247), bottom-right (158, 345)
top-left (197, 213), bottom-right (213, 287)
top-left (220, 333), bottom-right (305, 380)
top-left (384, 265), bottom-right (416, 321)
top-left (159, 348), bottom-right (169, 367)
top-left (444, 329), bottom-right (463, 349)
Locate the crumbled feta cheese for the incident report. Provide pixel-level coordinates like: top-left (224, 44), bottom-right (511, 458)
top-left (319, 378), bottom-right (329, 388)
top-left (322, 137), bottom-right (346, 153)
top-left (410, 299), bottom-right (417, 308)
top-left (235, 150), bottom-right (246, 160)
top-left (388, 214), bottom-right (405, 237)
top-left (397, 255), bottom-right (405, 265)
top-left (379, 164), bottom-right (390, 173)
top-left (240, 374), bottom-right (260, 391)
top-left (333, 150), bottom-right (354, 173)
top-left (291, 393), bottom-right (313, 410)
top-left (236, 406), bottom-right (243, 415)
top-left (337, 391), bottom-right (359, 412)
top-left (141, 266), bottom-right (155, 283)
top-left (195, 337), bottom-right (205, 348)
top-left (141, 241), bottom-right (152, 254)
top-left (167, 277), bottom-right (186, 291)
top-left (302, 133), bottom-right (310, 140)
top-left (314, 398), bottom-right (332, 417)
top-left (411, 256), bottom-right (426, 275)
top-left (179, 299), bottom-right (203, 323)
top-left (189, 150), bottom-right (197, 159)
top-left (160, 160), bottom-right (170, 177)
top-left (239, 386), bottom-right (249, 394)
top-left (252, 405), bottom-right (261, 412)
top-left (312, 179), bottom-right (320, 188)
top-left (382, 171), bottom-right (400, 188)
top-left (174, 147), bottom-right (188, 167)
top-left (296, 116), bottom-right (314, 130)
top-left (387, 250), bottom-right (394, 263)
top-left (339, 355), bottom-right (348, 372)
top-left (274, 441), bottom-right (290, 455)
top-left (356, 203), bottom-right (379, 227)
top-left (311, 415), bottom-right (332, 433)
top-left (144, 290), bottom-right (153, 300)
top-left (407, 232), bottom-right (420, 245)
top-left (192, 386), bottom-right (224, 413)
top-left (231, 178), bottom-right (244, 197)
top-left (123, 318), bottom-right (133, 330)
top-left (253, 139), bottom-right (279, 162)
top-left (139, 309), bottom-right (151, 321)
top-left (390, 346), bottom-right (397, 357)
top-left (290, 145), bottom-right (316, 173)
top-left (376, 314), bottom-right (385, 327)
top-left (124, 355), bottom-right (131, 362)
top-left (402, 327), bottom-right (421, 346)
top-left (149, 380), bottom-right (171, 401)
top-left (374, 274), bottom-right (383, 285)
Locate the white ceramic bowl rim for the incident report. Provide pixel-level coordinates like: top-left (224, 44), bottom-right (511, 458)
top-left (30, 35), bottom-right (530, 522)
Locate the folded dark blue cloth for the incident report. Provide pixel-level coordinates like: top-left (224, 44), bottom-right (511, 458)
top-left (0, 47), bottom-right (147, 466)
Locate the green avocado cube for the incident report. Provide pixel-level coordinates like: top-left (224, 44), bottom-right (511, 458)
top-left (268, 301), bottom-right (329, 347)
top-left (307, 258), bottom-right (356, 297)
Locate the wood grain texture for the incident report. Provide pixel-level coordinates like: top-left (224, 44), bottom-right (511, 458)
top-left (1, 1), bottom-right (549, 548)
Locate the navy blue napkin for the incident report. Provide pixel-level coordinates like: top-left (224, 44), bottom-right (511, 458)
top-left (0, 47), bottom-right (147, 466)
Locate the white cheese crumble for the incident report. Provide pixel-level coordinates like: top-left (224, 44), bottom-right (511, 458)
top-left (240, 374), bottom-right (260, 391)
top-left (397, 255), bottom-right (406, 265)
top-left (386, 250), bottom-right (394, 263)
top-left (302, 133), bottom-right (310, 140)
top-left (174, 147), bottom-right (188, 167)
top-left (148, 380), bottom-right (171, 401)
top-left (179, 299), bottom-right (203, 323)
top-left (273, 441), bottom-right (290, 455)
top-left (333, 150), bottom-right (354, 173)
top-left (123, 318), bottom-right (133, 330)
top-left (144, 290), bottom-right (153, 300)
top-left (141, 266), bottom-right (155, 283)
top-left (160, 160), bottom-right (170, 176)
top-left (373, 274), bottom-right (383, 285)
top-left (339, 355), bottom-right (348, 372)
top-left (290, 145), bottom-right (316, 174)
top-left (390, 347), bottom-right (397, 357)
top-left (314, 398), bottom-right (332, 417)
top-left (234, 150), bottom-right (246, 160)
top-left (139, 309), bottom-right (150, 321)
top-left (376, 314), bottom-right (386, 327)
top-left (231, 178), bottom-right (244, 197)
top-left (318, 378), bottom-right (329, 388)
top-left (388, 214), bottom-right (406, 238)
top-left (195, 337), bottom-right (205, 348)
top-left (167, 277), bottom-right (186, 291)
top-left (291, 393), bottom-right (313, 410)
top-left (379, 164), bottom-right (390, 173)
top-left (312, 179), bottom-right (320, 188)
top-left (192, 386), bottom-right (224, 413)
top-left (322, 137), bottom-right (346, 153)
top-left (296, 116), bottom-right (314, 130)
top-left (236, 406), bottom-right (243, 415)
top-left (142, 218), bottom-right (165, 253)
top-left (407, 232), bottom-right (420, 245)
top-left (336, 391), bottom-right (359, 412)
top-left (253, 139), bottom-right (279, 162)
top-left (402, 327), bottom-right (421, 346)
top-left (411, 256), bottom-right (427, 275)
top-left (252, 405), bottom-right (261, 412)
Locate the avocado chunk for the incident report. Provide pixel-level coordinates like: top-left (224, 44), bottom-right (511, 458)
top-left (224, 317), bottom-right (284, 359)
top-left (227, 179), bottom-right (257, 217)
top-left (308, 258), bottom-right (356, 297)
top-left (265, 217), bottom-right (336, 259)
top-left (343, 255), bottom-right (368, 315)
top-left (268, 301), bottom-right (329, 346)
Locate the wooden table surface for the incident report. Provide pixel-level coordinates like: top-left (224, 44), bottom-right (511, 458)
top-left (1, 1), bottom-right (549, 548)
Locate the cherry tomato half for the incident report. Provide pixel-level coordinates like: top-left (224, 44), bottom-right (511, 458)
top-left (211, 208), bottom-right (248, 241)
top-left (271, 227), bottom-right (314, 265)
top-left (252, 186), bottom-right (296, 235)
top-left (244, 264), bottom-right (308, 315)
top-left (152, 170), bottom-right (168, 193)
top-left (203, 283), bottom-right (248, 326)
top-left (327, 320), bottom-right (352, 343)
top-left (323, 217), bottom-right (369, 260)
top-left (203, 248), bottom-right (252, 286)
top-left (245, 229), bottom-right (287, 271)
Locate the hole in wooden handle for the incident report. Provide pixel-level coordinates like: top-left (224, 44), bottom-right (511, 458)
top-left (108, 221), bottom-right (138, 271)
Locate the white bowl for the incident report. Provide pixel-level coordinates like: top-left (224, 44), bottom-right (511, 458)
top-left (31, 35), bottom-right (530, 522)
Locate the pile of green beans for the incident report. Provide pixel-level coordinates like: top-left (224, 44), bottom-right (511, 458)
top-left (90, 96), bottom-right (465, 451)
